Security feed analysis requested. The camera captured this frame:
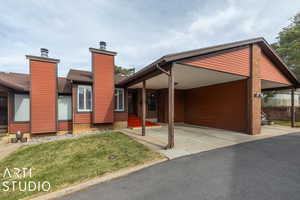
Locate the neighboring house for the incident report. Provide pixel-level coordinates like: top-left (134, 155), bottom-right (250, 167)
top-left (0, 38), bottom-right (299, 145)
top-left (263, 90), bottom-right (300, 107)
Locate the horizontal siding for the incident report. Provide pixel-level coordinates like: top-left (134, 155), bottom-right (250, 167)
top-left (184, 80), bottom-right (247, 133)
top-left (114, 112), bottom-right (128, 121)
top-left (93, 53), bottom-right (114, 123)
top-left (10, 123), bottom-right (30, 134)
top-left (183, 47), bottom-right (250, 76)
top-left (30, 60), bottom-right (57, 133)
top-left (74, 113), bottom-right (92, 124)
top-left (260, 52), bottom-right (291, 85)
top-left (58, 121), bottom-right (72, 131)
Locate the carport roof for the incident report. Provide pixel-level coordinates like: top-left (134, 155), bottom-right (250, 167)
top-left (118, 37), bottom-right (300, 87)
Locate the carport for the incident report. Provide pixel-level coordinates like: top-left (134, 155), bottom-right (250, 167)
top-left (118, 38), bottom-right (299, 149)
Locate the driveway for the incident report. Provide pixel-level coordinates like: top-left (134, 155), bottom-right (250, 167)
top-left (60, 132), bottom-right (300, 200)
top-left (122, 124), bottom-right (299, 159)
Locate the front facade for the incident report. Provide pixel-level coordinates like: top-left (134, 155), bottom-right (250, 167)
top-left (0, 38), bottom-right (299, 147)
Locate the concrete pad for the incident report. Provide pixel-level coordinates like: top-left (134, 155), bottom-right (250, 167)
top-left (121, 124), bottom-right (299, 159)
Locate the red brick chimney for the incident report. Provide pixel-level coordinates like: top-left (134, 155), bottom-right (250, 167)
top-left (26, 49), bottom-right (59, 133)
top-left (89, 41), bottom-right (117, 124)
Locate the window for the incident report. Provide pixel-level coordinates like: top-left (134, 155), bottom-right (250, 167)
top-left (77, 85), bottom-right (92, 112)
top-left (14, 94), bottom-right (30, 122)
top-left (115, 88), bottom-right (124, 111)
top-left (58, 95), bottom-right (72, 120)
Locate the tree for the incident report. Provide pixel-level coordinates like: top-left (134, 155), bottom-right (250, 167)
top-left (272, 12), bottom-right (300, 79)
top-left (115, 66), bottom-right (135, 75)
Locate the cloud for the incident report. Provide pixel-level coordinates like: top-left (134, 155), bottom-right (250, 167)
top-left (0, 0), bottom-right (299, 76)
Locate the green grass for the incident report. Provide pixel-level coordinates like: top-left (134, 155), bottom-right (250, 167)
top-left (274, 120), bottom-right (300, 126)
top-left (0, 132), bottom-right (163, 200)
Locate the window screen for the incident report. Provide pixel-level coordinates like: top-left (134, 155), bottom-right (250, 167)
top-left (14, 94), bottom-right (30, 122)
top-left (58, 95), bottom-right (72, 120)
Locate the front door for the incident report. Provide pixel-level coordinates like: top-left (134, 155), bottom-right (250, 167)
top-left (128, 91), bottom-right (138, 115)
top-left (0, 96), bottom-right (8, 125)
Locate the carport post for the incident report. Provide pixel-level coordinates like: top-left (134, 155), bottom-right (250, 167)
top-left (291, 88), bottom-right (295, 127)
top-left (142, 80), bottom-right (146, 136)
top-left (167, 64), bottom-right (175, 149)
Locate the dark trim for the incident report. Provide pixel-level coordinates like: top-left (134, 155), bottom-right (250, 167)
top-left (26, 55), bottom-right (60, 63)
top-left (177, 45), bottom-right (249, 63)
top-left (68, 80), bottom-right (93, 84)
top-left (58, 120), bottom-right (72, 122)
top-left (12, 92), bottom-right (30, 124)
top-left (89, 48), bottom-right (117, 56)
top-left (262, 86), bottom-right (294, 91)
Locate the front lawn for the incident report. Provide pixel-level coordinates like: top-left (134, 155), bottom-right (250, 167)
top-left (0, 132), bottom-right (163, 200)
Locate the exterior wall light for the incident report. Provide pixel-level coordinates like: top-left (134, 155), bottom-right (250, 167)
top-left (254, 93), bottom-right (263, 98)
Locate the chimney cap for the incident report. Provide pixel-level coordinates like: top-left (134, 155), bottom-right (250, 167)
top-left (40, 48), bottom-right (49, 57)
top-left (99, 41), bottom-right (107, 50)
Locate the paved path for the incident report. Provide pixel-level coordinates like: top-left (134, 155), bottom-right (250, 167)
top-left (60, 132), bottom-right (300, 200)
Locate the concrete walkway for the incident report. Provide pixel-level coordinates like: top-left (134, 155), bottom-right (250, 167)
top-left (0, 138), bottom-right (23, 161)
top-left (122, 124), bottom-right (300, 159)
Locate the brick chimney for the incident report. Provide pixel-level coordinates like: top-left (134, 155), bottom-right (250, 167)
top-left (89, 41), bottom-right (117, 124)
top-left (26, 49), bottom-right (59, 133)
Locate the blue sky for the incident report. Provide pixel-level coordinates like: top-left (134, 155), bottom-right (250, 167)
top-left (0, 0), bottom-right (300, 76)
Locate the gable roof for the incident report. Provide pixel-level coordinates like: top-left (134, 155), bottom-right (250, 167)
top-left (0, 72), bottom-right (72, 94)
top-left (118, 37), bottom-right (300, 87)
top-left (67, 69), bottom-right (128, 84)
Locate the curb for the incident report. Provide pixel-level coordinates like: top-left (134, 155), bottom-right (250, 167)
top-left (26, 158), bottom-right (168, 200)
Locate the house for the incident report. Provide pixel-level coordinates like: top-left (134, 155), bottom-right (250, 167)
top-left (0, 37), bottom-right (299, 148)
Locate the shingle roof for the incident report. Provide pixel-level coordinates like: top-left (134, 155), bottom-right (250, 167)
top-left (0, 72), bottom-right (72, 94)
top-left (118, 37), bottom-right (300, 87)
top-left (67, 69), bottom-right (128, 84)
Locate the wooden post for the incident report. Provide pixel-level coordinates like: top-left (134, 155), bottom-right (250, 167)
top-left (291, 88), bottom-right (295, 127)
top-left (142, 81), bottom-right (146, 136)
top-left (167, 65), bottom-right (174, 148)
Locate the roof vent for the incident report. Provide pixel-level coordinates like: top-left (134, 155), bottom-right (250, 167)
top-left (41, 48), bottom-right (49, 57)
top-left (99, 41), bottom-right (106, 50)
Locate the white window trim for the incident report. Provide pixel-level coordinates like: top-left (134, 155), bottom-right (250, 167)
top-left (77, 85), bottom-right (92, 112)
top-left (115, 88), bottom-right (125, 112)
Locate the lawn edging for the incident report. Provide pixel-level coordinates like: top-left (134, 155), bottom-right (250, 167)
top-left (25, 157), bottom-right (168, 200)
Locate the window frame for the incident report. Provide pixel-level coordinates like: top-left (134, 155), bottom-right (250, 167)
top-left (77, 85), bottom-right (93, 113)
top-left (13, 93), bottom-right (30, 123)
top-left (115, 88), bottom-right (125, 112)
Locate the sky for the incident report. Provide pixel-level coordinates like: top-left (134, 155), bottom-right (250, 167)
top-left (0, 0), bottom-right (300, 77)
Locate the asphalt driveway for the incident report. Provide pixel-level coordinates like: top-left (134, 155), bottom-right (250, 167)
top-left (60, 132), bottom-right (300, 200)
